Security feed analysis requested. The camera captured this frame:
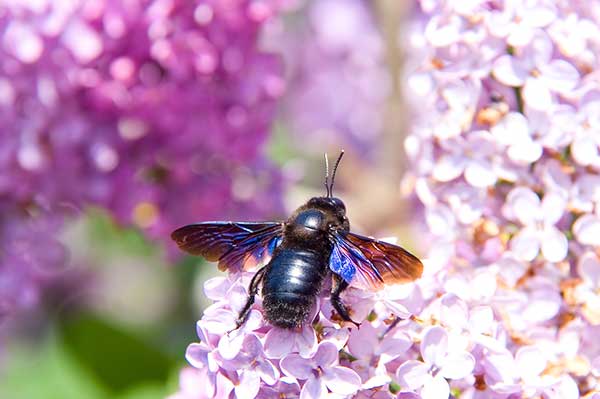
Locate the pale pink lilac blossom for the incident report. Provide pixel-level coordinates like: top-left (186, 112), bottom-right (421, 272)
top-left (401, 0), bottom-right (600, 397)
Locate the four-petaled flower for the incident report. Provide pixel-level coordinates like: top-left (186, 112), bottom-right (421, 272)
top-left (396, 326), bottom-right (475, 399)
top-left (281, 341), bottom-right (362, 399)
top-left (503, 187), bottom-right (568, 262)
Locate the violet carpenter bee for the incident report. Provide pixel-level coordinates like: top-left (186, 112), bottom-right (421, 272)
top-left (171, 151), bottom-right (423, 329)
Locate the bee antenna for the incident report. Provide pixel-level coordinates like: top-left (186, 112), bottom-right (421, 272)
top-left (329, 150), bottom-right (344, 196)
top-left (324, 153), bottom-right (331, 197)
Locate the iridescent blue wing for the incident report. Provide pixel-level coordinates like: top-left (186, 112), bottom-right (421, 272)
top-left (171, 222), bottom-right (284, 272)
top-left (330, 232), bottom-right (423, 290)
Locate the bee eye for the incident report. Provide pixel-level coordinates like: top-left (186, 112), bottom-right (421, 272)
top-left (329, 197), bottom-right (346, 212)
top-left (295, 209), bottom-right (324, 230)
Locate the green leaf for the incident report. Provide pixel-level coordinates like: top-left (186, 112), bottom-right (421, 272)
top-left (59, 314), bottom-right (174, 394)
top-left (0, 334), bottom-right (107, 399)
top-left (116, 384), bottom-right (167, 399)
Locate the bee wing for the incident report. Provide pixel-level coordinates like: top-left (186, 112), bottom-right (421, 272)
top-left (329, 231), bottom-right (423, 290)
top-left (171, 222), bottom-right (284, 272)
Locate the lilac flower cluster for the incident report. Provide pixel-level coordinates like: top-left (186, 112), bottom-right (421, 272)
top-left (401, 0), bottom-right (600, 397)
top-left (263, 0), bottom-right (389, 157)
top-left (170, 267), bottom-right (419, 399)
top-left (0, 1), bottom-right (284, 321)
top-left (172, 1), bottom-right (600, 398)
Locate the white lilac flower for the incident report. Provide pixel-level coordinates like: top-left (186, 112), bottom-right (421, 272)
top-left (489, 112), bottom-right (542, 165)
top-left (396, 326), bottom-right (475, 398)
top-left (402, 0), bottom-right (600, 397)
top-left (432, 130), bottom-right (500, 188)
top-left (492, 31), bottom-right (579, 110)
top-left (281, 341), bottom-right (362, 399)
top-left (503, 187), bottom-right (568, 262)
top-left (347, 323), bottom-right (412, 389)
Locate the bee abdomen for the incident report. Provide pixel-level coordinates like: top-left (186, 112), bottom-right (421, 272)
top-left (262, 248), bottom-right (329, 328)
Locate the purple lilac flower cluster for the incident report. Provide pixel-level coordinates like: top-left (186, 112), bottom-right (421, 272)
top-left (263, 0), bottom-right (389, 157)
top-left (172, 1), bottom-right (600, 398)
top-left (170, 264), bottom-right (424, 399)
top-left (0, 1), bottom-right (285, 321)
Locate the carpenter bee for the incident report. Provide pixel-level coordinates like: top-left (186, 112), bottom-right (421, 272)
top-left (171, 151), bottom-right (423, 329)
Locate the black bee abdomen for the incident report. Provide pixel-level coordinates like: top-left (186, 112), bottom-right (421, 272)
top-left (262, 247), bottom-right (329, 328)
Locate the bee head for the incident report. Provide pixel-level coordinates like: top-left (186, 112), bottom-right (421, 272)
top-left (298, 196), bottom-right (348, 232)
top-left (306, 196), bottom-right (346, 214)
top-left (286, 150), bottom-right (350, 235)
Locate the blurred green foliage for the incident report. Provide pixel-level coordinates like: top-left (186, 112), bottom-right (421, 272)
top-left (60, 314), bottom-right (175, 393)
top-left (0, 322), bottom-right (181, 399)
top-left (0, 211), bottom-right (209, 399)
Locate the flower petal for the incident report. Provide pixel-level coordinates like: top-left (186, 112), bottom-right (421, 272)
top-left (491, 112), bottom-right (530, 146)
top-left (507, 137), bottom-right (543, 164)
top-left (425, 205), bottom-right (456, 237)
top-left (203, 277), bottom-right (230, 300)
top-left (440, 293), bottom-right (468, 330)
top-left (257, 359), bottom-right (280, 386)
top-left (235, 370), bottom-right (261, 399)
top-left (539, 59), bottom-right (579, 93)
top-left (516, 346), bottom-right (547, 380)
top-left (439, 351), bottom-right (475, 379)
top-left (348, 323), bottom-right (378, 360)
top-left (464, 160), bottom-right (497, 187)
top-left (300, 376), bottom-right (326, 399)
top-left (421, 373), bottom-right (450, 399)
top-left (549, 375), bottom-right (580, 399)
top-left (200, 308), bottom-right (237, 335)
top-left (578, 252), bottom-right (600, 287)
top-left (484, 352), bottom-right (518, 386)
top-left (493, 55), bottom-right (527, 86)
top-left (215, 372), bottom-right (235, 399)
top-left (541, 191), bottom-right (567, 225)
top-left (396, 360), bottom-right (430, 390)
top-left (218, 332), bottom-right (245, 360)
top-left (297, 325), bottom-right (318, 358)
top-left (264, 328), bottom-right (294, 359)
top-left (420, 326), bottom-right (448, 367)
top-left (280, 354), bottom-right (314, 380)
top-left (540, 226), bottom-right (568, 262)
top-left (432, 154), bottom-right (466, 182)
top-left (573, 214), bottom-right (600, 246)
top-left (378, 331), bottom-right (412, 363)
top-left (313, 342), bottom-right (339, 368)
top-left (510, 227), bottom-right (540, 261)
top-left (522, 289), bottom-right (561, 323)
top-left (506, 187), bottom-right (540, 225)
top-left (322, 366), bottom-right (362, 395)
top-left (469, 306), bottom-right (494, 335)
top-left (522, 77), bottom-right (553, 110)
top-left (507, 23), bottom-right (536, 47)
top-left (572, 136), bottom-right (599, 167)
top-left (185, 343), bottom-right (208, 369)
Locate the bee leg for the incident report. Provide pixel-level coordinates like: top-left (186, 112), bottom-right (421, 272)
top-left (382, 316), bottom-right (402, 336)
top-left (234, 266), bottom-right (267, 330)
top-left (330, 274), bottom-right (360, 328)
